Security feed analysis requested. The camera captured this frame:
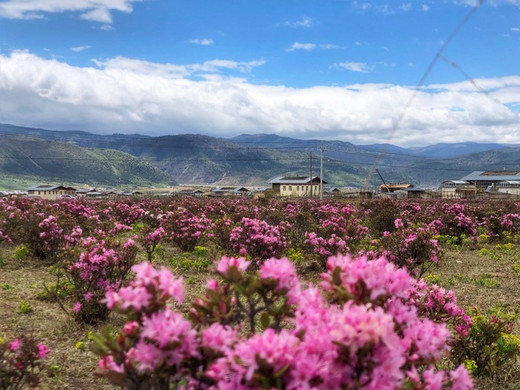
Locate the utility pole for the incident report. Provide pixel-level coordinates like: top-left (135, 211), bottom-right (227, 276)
top-left (309, 152), bottom-right (313, 198)
top-left (320, 144), bottom-right (324, 200)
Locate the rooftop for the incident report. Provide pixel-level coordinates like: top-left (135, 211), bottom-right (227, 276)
top-left (269, 176), bottom-right (327, 184)
top-left (460, 171), bottom-right (520, 182)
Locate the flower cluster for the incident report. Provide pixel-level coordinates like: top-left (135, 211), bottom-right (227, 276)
top-left (93, 255), bottom-right (473, 389)
top-left (37, 215), bottom-right (64, 262)
top-left (229, 217), bottom-right (287, 260)
top-left (63, 236), bottom-right (138, 323)
top-left (0, 335), bottom-right (50, 389)
top-left (162, 207), bottom-right (213, 251)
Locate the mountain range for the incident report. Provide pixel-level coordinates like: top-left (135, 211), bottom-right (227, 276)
top-left (0, 123), bottom-right (519, 190)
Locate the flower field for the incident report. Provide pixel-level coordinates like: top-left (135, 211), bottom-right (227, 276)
top-left (0, 196), bottom-right (519, 389)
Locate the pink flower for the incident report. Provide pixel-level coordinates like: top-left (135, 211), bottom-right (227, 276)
top-left (37, 344), bottom-right (50, 359)
top-left (73, 301), bottom-right (82, 314)
top-left (158, 267), bottom-right (184, 304)
top-left (260, 257), bottom-right (299, 292)
top-left (8, 338), bottom-right (20, 352)
top-left (132, 262), bottom-right (159, 286)
top-left (206, 278), bottom-right (219, 291)
top-left (201, 323), bottom-right (237, 351)
top-left (450, 365), bottom-right (473, 390)
top-left (216, 256), bottom-right (251, 274)
top-left (98, 355), bottom-right (124, 374)
top-left (118, 286), bottom-right (153, 311)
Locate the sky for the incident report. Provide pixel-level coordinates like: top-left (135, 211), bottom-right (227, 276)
top-left (0, 0), bottom-right (519, 147)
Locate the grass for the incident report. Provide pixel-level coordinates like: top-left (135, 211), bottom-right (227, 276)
top-left (0, 243), bottom-right (519, 389)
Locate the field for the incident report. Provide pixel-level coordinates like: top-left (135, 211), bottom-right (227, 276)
top-left (0, 196), bottom-right (519, 389)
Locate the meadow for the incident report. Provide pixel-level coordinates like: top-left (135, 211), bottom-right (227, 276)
top-left (0, 196), bottom-right (519, 389)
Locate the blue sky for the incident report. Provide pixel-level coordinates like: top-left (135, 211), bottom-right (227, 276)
top-left (0, 0), bottom-right (519, 146)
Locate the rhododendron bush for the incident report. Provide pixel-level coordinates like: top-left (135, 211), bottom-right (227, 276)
top-left (1, 197), bottom-right (520, 271)
top-left (2, 196), bottom-right (520, 387)
top-left (0, 335), bottom-right (50, 389)
top-left (92, 255), bottom-right (473, 389)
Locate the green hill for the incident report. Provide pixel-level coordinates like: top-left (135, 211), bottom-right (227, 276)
top-left (0, 134), bottom-right (170, 190)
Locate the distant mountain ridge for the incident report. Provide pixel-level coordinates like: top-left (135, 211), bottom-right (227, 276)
top-left (358, 141), bottom-right (517, 159)
top-left (1, 123), bottom-right (520, 189)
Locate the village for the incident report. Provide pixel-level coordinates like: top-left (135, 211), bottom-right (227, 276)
top-left (2, 170), bottom-right (520, 200)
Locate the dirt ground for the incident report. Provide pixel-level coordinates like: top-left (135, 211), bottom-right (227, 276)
top-left (0, 245), bottom-right (519, 389)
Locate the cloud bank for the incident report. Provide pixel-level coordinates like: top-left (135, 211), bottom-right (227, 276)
top-left (0, 51), bottom-right (518, 147)
top-left (0, 0), bottom-right (140, 24)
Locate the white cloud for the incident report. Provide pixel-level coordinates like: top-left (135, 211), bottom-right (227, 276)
top-left (333, 62), bottom-right (372, 73)
top-left (0, 0), bottom-right (140, 24)
top-left (284, 16), bottom-right (313, 28)
top-left (286, 42), bottom-right (317, 52)
top-left (0, 51), bottom-right (519, 147)
top-left (190, 38), bottom-right (214, 46)
top-left (71, 45), bottom-right (92, 53)
top-left (91, 56), bottom-right (265, 78)
top-left (320, 43), bottom-right (342, 49)
top-left (512, 27), bottom-right (520, 31)
top-left (400, 3), bottom-right (412, 11)
top-left (286, 42), bottom-right (341, 51)
top-left (80, 8), bottom-right (113, 23)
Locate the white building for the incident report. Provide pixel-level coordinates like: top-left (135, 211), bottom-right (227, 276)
top-left (496, 180), bottom-right (520, 195)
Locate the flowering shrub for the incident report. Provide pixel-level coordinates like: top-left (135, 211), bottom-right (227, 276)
top-left (93, 255), bottom-right (473, 389)
top-left (303, 203), bottom-right (369, 262)
top-left (161, 207), bottom-right (213, 251)
top-left (450, 309), bottom-right (520, 381)
top-left (0, 228), bottom-right (11, 244)
top-left (36, 216), bottom-right (64, 263)
top-left (436, 204), bottom-right (477, 243)
top-left (411, 280), bottom-right (472, 337)
top-left (378, 224), bottom-right (441, 277)
top-left (485, 213), bottom-right (520, 240)
top-left (304, 231), bottom-right (348, 258)
top-left (229, 217), bottom-right (287, 260)
top-left (0, 335), bottom-right (50, 389)
top-left (51, 236), bottom-right (138, 324)
top-left (139, 227), bottom-right (167, 261)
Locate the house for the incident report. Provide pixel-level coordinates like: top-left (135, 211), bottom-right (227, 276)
top-left (496, 180), bottom-right (520, 195)
top-left (327, 187), bottom-right (341, 194)
top-left (75, 188), bottom-right (97, 198)
top-left (176, 189), bottom-right (205, 197)
top-left (459, 171), bottom-right (520, 192)
top-left (27, 184), bottom-right (76, 200)
top-left (440, 180), bottom-right (477, 199)
top-left (380, 183), bottom-right (414, 193)
top-left (251, 187), bottom-right (270, 199)
top-left (118, 191), bottom-right (143, 197)
top-left (212, 187), bottom-right (250, 197)
top-left (405, 187), bottom-right (428, 199)
top-left (268, 176), bottom-right (327, 197)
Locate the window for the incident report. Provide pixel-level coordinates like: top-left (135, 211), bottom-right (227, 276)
top-left (282, 186), bottom-right (286, 191)
top-left (289, 186), bottom-right (292, 191)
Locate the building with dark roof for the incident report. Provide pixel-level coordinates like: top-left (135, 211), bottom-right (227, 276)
top-left (27, 185), bottom-right (76, 200)
top-left (440, 180), bottom-right (476, 199)
top-left (268, 176), bottom-right (327, 197)
top-left (459, 171), bottom-right (520, 191)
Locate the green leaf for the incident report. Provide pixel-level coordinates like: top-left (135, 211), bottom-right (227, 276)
top-left (260, 312), bottom-right (271, 330)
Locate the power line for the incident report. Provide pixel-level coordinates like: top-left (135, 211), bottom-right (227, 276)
top-left (0, 153), bottom-right (514, 173)
top-left (365, 0), bottom-right (485, 185)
